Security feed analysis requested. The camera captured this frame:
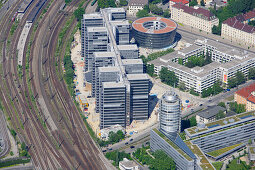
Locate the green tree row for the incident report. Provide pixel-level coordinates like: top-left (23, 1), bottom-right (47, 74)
top-left (105, 151), bottom-right (131, 166)
top-left (229, 102), bottom-right (246, 114)
top-left (98, 130), bottom-right (125, 147)
top-left (201, 81), bottom-right (223, 98)
top-left (227, 71), bottom-right (246, 88)
top-left (159, 67), bottom-right (178, 87)
top-left (181, 52), bottom-right (212, 68)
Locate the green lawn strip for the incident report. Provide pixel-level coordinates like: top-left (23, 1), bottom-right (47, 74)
top-left (212, 162), bottom-right (223, 170)
top-left (207, 143), bottom-right (243, 157)
top-left (227, 158), bottom-right (250, 170)
top-left (0, 158), bottom-right (30, 168)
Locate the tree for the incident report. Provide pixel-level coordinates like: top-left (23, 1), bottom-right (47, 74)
top-left (248, 20), bottom-right (255, 26)
top-left (228, 77), bottom-right (237, 88)
top-left (118, 0), bottom-right (128, 7)
top-left (190, 88), bottom-right (199, 96)
top-left (159, 67), bottom-right (178, 87)
top-left (235, 71), bottom-right (246, 85)
top-left (98, 0), bottom-right (116, 9)
top-left (200, 0), bottom-right (205, 6)
top-left (163, 10), bottom-right (170, 18)
top-left (136, 9), bottom-right (149, 18)
top-left (229, 102), bottom-right (246, 113)
top-left (248, 138), bottom-right (252, 145)
top-left (65, 0), bottom-right (72, 4)
top-left (189, 0), bottom-right (198, 7)
top-left (178, 82), bottom-right (186, 91)
top-left (218, 102), bottom-right (226, 108)
top-left (212, 25), bottom-right (221, 35)
top-left (143, 4), bottom-right (150, 13)
top-left (149, 4), bottom-right (163, 15)
top-left (146, 64), bottom-right (155, 77)
top-left (178, 58), bottom-right (183, 65)
top-left (248, 67), bottom-right (255, 80)
top-left (216, 110), bottom-right (225, 120)
top-left (74, 7), bottom-right (85, 21)
top-left (189, 116), bottom-right (197, 127)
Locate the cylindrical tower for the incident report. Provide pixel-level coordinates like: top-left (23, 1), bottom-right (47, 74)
top-left (159, 91), bottom-right (181, 139)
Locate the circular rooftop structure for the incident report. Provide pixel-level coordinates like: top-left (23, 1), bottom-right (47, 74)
top-left (132, 17), bottom-right (177, 49)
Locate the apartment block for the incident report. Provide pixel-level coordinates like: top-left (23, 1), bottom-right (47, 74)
top-left (92, 52), bottom-right (116, 97)
top-left (100, 82), bottom-right (126, 129)
top-left (118, 44), bottom-right (139, 59)
top-left (235, 83), bottom-right (255, 112)
top-left (171, 4), bottom-right (219, 33)
top-left (122, 59), bottom-right (143, 74)
top-left (127, 74), bottom-right (149, 121)
top-left (169, 0), bottom-right (189, 12)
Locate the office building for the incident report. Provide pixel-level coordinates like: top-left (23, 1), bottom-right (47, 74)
top-left (118, 44), bottom-right (139, 59)
top-left (105, 8), bottom-right (126, 20)
top-left (92, 52), bottom-right (116, 97)
top-left (122, 59), bottom-right (143, 74)
top-left (96, 67), bottom-right (120, 112)
top-left (127, 74), bottom-right (149, 121)
top-left (171, 4), bottom-right (219, 33)
top-left (111, 20), bottom-right (130, 45)
top-left (85, 27), bottom-right (109, 71)
top-left (235, 83), bottom-right (255, 112)
top-left (196, 106), bottom-right (226, 124)
top-left (149, 38), bottom-right (255, 93)
top-left (100, 82), bottom-right (126, 129)
top-left (159, 91), bottom-right (181, 139)
top-left (81, 13), bottom-right (104, 70)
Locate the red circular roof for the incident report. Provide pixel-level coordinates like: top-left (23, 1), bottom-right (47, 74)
top-left (132, 17), bottom-right (177, 34)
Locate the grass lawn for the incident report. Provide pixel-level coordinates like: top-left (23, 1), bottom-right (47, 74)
top-left (212, 162), bottom-right (223, 170)
top-left (227, 158), bottom-right (250, 170)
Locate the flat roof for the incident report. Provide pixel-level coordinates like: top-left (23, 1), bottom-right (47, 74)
top-left (127, 74), bottom-right (149, 80)
top-left (87, 27), bottom-right (107, 32)
top-left (117, 44), bottom-right (138, 51)
top-left (83, 13), bottom-right (102, 19)
top-left (197, 106), bottom-right (226, 119)
top-left (106, 7), bottom-right (125, 13)
top-left (103, 81), bottom-right (125, 88)
top-left (132, 17), bottom-right (177, 34)
top-left (94, 52), bottom-right (116, 58)
top-left (110, 20), bottom-right (129, 26)
top-left (122, 59), bottom-right (143, 65)
top-left (98, 66), bottom-right (120, 73)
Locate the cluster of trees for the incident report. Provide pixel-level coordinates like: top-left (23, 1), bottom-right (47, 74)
top-left (133, 146), bottom-right (176, 170)
top-left (189, 0), bottom-right (198, 7)
top-left (10, 129), bottom-right (17, 139)
top-left (216, 110), bottom-right (225, 120)
top-left (229, 102), bottom-right (246, 114)
top-left (183, 52), bottom-right (212, 68)
top-left (218, 102), bottom-right (226, 108)
top-left (210, 0), bottom-right (255, 35)
top-left (146, 64), bottom-right (155, 77)
top-left (98, 130), bottom-right (125, 147)
top-left (248, 67), bottom-right (255, 80)
top-left (65, 0), bottom-right (72, 4)
top-left (201, 81), bottom-right (223, 98)
top-left (190, 88), bottom-right (200, 96)
top-left (248, 20), bottom-right (255, 27)
top-left (19, 142), bottom-right (29, 157)
top-left (0, 158), bottom-right (30, 168)
top-left (181, 116), bottom-right (197, 131)
top-left (228, 71), bottom-right (246, 88)
top-left (63, 54), bottom-right (75, 92)
top-left (159, 67), bottom-right (178, 87)
top-left (74, 7), bottom-right (85, 29)
top-left (97, 0), bottom-right (116, 9)
top-left (105, 151), bottom-right (131, 166)
top-left (118, 0), bottom-right (128, 7)
top-left (136, 3), bottom-right (170, 18)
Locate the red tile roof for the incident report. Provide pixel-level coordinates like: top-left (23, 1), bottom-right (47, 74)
top-left (223, 17), bottom-right (255, 33)
top-left (172, 3), bottom-right (216, 21)
top-left (170, 0), bottom-right (189, 4)
top-left (236, 83), bottom-right (255, 103)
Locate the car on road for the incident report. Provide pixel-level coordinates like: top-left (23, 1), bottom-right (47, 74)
top-left (125, 142), bottom-right (128, 145)
top-left (130, 138), bottom-right (133, 142)
top-left (130, 146), bottom-right (135, 149)
top-left (108, 148), bottom-right (112, 151)
top-left (102, 150), bottom-right (106, 152)
top-left (199, 104), bottom-right (203, 106)
top-left (208, 99), bottom-right (212, 102)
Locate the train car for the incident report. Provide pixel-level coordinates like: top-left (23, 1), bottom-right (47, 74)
top-left (91, 0), bottom-right (97, 6)
top-left (11, 12), bottom-right (18, 22)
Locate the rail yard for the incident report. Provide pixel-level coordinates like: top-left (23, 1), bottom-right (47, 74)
top-left (0, 0), bottom-right (110, 169)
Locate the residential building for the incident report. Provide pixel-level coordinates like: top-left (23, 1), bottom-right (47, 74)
top-left (235, 83), bottom-right (255, 112)
top-left (96, 67), bottom-right (120, 112)
top-left (92, 52), bottom-right (116, 97)
top-left (85, 27), bottom-right (109, 71)
top-left (249, 146), bottom-right (255, 161)
top-left (128, 0), bottom-right (148, 16)
top-left (118, 44), bottom-right (139, 59)
top-left (122, 59), bottom-right (143, 74)
top-left (196, 106), bottom-right (227, 124)
top-left (169, 0), bottom-right (189, 12)
top-left (110, 20), bottom-right (130, 45)
top-left (149, 38), bottom-right (255, 93)
top-left (100, 124), bottom-right (125, 140)
top-left (119, 158), bottom-right (139, 170)
top-left (171, 4), bottom-right (219, 33)
top-left (81, 13), bottom-right (104, 70)
top-left (127, 74), bottom-right (149, 121)
top-left (159, 91), bottom-right (181, 139)
top-left (100, 82), bottom-right (127, 129)
top-left (221, 11), bottom-right (255, 46)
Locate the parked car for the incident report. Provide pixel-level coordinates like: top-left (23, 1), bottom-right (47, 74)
top-left (130, 138), bottom-right (133, 142)
top-left (125, 142), bottom-right (128, 145)
top-left (130, 146), bottom-right (135, 149)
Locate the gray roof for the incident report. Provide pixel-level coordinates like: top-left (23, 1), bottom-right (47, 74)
top-left (94, 52), bottom-right (116, 58)
top-left (110, 20), bottom-right (129, 26)
top-left (119, 158), bottom-right (138, 168)
top-left (122, 59), bottom-right (143, 65)
top-left (197, 106), bottom-right (226, 119)
top-left (127, 74), bottom-right (149, 80)
top-left (83, 13), bottom-right (102, 19)
top-left (129, 0), bottom-right (148, 6)
top-left (87, 27), bottom-right (107, 32)
top-left (103, 81), bottom-right (125, 88)
top-left (98, 66), bottom-right (120, 73)
top-left (118, 44), bottom-right (138, 51)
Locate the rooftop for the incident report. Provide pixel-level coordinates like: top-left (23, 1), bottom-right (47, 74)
top-left (105, 7), bottom-right (125, 13)
top-left (94, 52), bottom-right (116, 58)
top-left (117, 44), bottom-right (138, 51)
top-left (83, 13), bottom-right (102, 19)
top-left (132, 17), bottom-right (177, 34)
top-left (223, 17), bottom-right (255, 34)
top-left (119, 158), bottom-right (138, 169)
top-left (170, 0), bottom-right (189, 4)
top-left (110, 20), bottom-right (129, 26)
top-left (87, 27), bottom-right (107, 32)
top-left (128, 0), bottom-right (148, 6)
top-left (236, 83), bottom-right (255, 104)
top-left (102, 81), bottom-right (125, 88)
top-left (172, 3), bottom-right (217, 21)
top-left (197, 106), bottom-right (226, 119)
top-left (206, 143), bottom-right (243, 158)
top-left (122, 59), bottom-right (143, 65)
top-left (98, 66), bottom-right (120, 73)
top-left (127, 73), bottom-right (149, 80)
